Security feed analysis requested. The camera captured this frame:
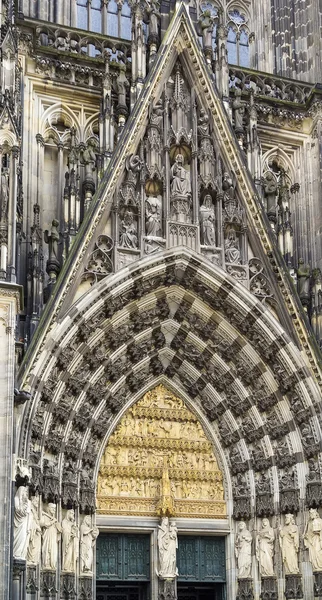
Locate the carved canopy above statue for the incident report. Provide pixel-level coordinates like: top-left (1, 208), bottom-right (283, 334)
top-left (97, 384), bottom-right (226, 518)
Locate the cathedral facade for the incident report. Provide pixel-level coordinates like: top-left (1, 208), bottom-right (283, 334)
top-left (1, 0), bottom-right (322, 599)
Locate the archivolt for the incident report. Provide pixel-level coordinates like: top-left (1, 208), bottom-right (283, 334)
top-left (19, 248), bottom-right (322, 518)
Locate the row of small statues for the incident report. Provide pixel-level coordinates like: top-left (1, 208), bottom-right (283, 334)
top-left (103, 446), bottom-right (218, 470)
top-left (13, 488), bottom-right (98, 573)
top-left (114, 415), bottom-right (204, 439)
top-left (235, 509), bottom-right (322, 579)
top-left (98, 475), bottom-right (223, 500)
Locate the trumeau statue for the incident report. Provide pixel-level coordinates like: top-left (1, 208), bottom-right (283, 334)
top-left (256, 518), bottom-right (275, 577)
top-left (170, 154), bottom-right (191, 198)
top-left (40, 503), bottom-right (62, 570)
top-left (304, 508), bottom-right (322, 571)
top-left (200, 195), bottom-right (216, 246)
top-left (27, 495), bottom-right (42, 565)
top-left (80, 516), bottom-right (99, 574)
top-left (279, 514), bottom-right (299, 575)
top-left (157, 517), bottom-right (178, 579)
top-left (13, 486), bottom-right (31, 560)
top-left (235, 522), bottom-right (252, 578)
top-left (62, 509), bottom-right (79, 572)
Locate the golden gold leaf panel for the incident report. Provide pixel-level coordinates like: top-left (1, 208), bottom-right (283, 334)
top-left (97, 384), bottom-right (227, 518)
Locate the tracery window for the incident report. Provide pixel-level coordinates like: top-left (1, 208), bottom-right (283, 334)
top-left (199, 2), bottom-right (250, 67)
top-left (76, 0), bottom-right (131, 39)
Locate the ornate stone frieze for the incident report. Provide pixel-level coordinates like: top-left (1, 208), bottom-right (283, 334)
top-left (97, 384), bottom-right (226, 518)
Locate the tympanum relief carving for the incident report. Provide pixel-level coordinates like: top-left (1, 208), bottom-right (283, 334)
top-left (97, 384), bottom-right (226, 518)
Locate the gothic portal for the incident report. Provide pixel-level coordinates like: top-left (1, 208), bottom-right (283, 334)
top-left (2, 0), bottom-right (322, 600)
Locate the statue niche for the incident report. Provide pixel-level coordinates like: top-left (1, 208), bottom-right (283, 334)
top-left (97, 384), bottom-right (226, 519)
top-left (170, 154), bottom-right (192, 223)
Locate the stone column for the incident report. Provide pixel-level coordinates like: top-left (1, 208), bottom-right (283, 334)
top-left (12, 559), bottom-right (26, 600)
top-left (0, 282), bottom-right (23, 600)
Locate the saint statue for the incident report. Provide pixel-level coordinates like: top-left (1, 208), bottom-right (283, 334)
top-left (44, 219), bottom-right (60, 264)
top-left (170, 154), bottom-right (191, 198)
top-left (198, 10), bottom-right (214, 49)
top-left (62, 509), bottom-right (79, 572)
top-left (0, 168), bottom-right (9, 222)
top-left (235, 522), bottom-right (252, 578)
top-left (225, 229), bottom-right (241, 264)
top-left (297, 258), bottom-right (311, 303)
top-left (200, 195), bottom-right (216, 246)
top-left (256, 518), bottom-right (275, 577)
top-left (116, 64), bottom-right (129, 109)
top-left (304, 508), bottom-right (322, 571)
top-left (279, 514), bottom-right (299, 574)
top-left (40, 503), bottom-right (62, 570)
top-left (263, 172), bottom-right (278, 217)
top-left (13, 486), bottom-right (31, 560)
top-left (197, 108), bottom-right (210, 137)
top-left (119, 211), bottom-right (138, 248)
top-left (143, 0), bottom-right (161, 39)
top-left (83, 140), bottom-right (97, 179)
top-left (145, 196), bottom-right (162, 237)
top-left (157, 517), bottom-right (178, 578)
top-left (80, 516), bottom-right (99, 574)
top-left (232, 87), bottom-right (245, 131)
top-left (27, 495), bottom-right (42, 565)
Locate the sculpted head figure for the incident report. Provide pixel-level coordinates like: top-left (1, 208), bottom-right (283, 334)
top-left (48, 503), bottom-right (56, 516)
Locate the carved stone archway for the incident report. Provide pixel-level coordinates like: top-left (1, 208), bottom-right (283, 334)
top-left (18, 248), bottom-right (322, 600)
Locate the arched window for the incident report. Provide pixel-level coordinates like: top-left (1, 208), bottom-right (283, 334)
top-left (227, 10), bottom-right (249, 67)
top-left (76, 0), bottom-right (131, 39)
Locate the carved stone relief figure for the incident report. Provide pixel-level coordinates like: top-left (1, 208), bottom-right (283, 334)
top-left (170, 154), bottom-right (191, 198)
top-left (13, 486), bottom-right (31, 560)
top-left (225, 229), bottom-right (241, 264)
top-left (304, 508), bottom-right (322, 571)
top-left (119, 210), bottom-right (138, 248)
top-left (62, 509), bottom-right (79, 572)
top-left (80, 516), bottom-right (99, 574)
top-left (145, 196), bottom-right (162, 237)
top-left (235, 522), bottom-right (252, 578)
top-left (256, 518), bottom-right (275, 576)
top-left (158, 517), bottom-right (178, 579)
top-left (27, 496), bottom-right (42, 565)
top-left (40, 503), bottom-right (62, 570)
top-left (279, 514), bottom-right (299, 574)
top-left (200, 195), bottom-right (216, 246)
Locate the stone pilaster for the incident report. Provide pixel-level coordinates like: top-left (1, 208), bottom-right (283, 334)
top-left (0, 283), bottom-right (23, 600)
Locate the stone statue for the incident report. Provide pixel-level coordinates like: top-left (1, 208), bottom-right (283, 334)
top-left (279, 514), bottom-right (299, 574)
top-left (143, 0), bottom-right (160, 39)
top-left (256, 518), bottom-right (275, 576)
top-left (150, 99), bottom-right (163, 128)
top-left (62, 509), bottom-right (79, 572)
top-left (263, 172), bottom-right (278, 217)
top-left (27, 495), bottom-right (42, 565)
top-left (116, 64), bottom-right (129, 109)
top-left (235, 522), bottom-right (252, 578)
top-left (44, 219), bottom-right (60, 264)
top-left (225, 229), bottom-right (241, 264)
top-left (304, 508), bottom-right (322, 571)
top-left (198, 10), bottom-right (214, 49)
top-left (170, 154), bottom-right (191, 198)
top-left (197, 108), bottom-right (210, 137)
top-left (145, 196), bottom-right (162, 237)
top-left (200, 195), bottom-right (216, 246)
top-left (80, 516), bottom-right (99, 574)
top-left (40, 503), bottom-right (62, 570)
top-left (158, 517), bottom-right (178, 578)
top-left (83, 140), bottom-right (97, 179)
top-left (297, 258), bottom-right (311, 303)
top-left (232, 88), bottom-right (245, 131)
top-left (13, 486), bottom-right (31, 560)
top-left (119, 210), bottom-right (138, 248)
top-left (0, 168), bottom-right (9, 221)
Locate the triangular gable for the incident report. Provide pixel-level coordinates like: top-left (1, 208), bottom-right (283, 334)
top-left (19, 3), bottom-right (322, 385)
